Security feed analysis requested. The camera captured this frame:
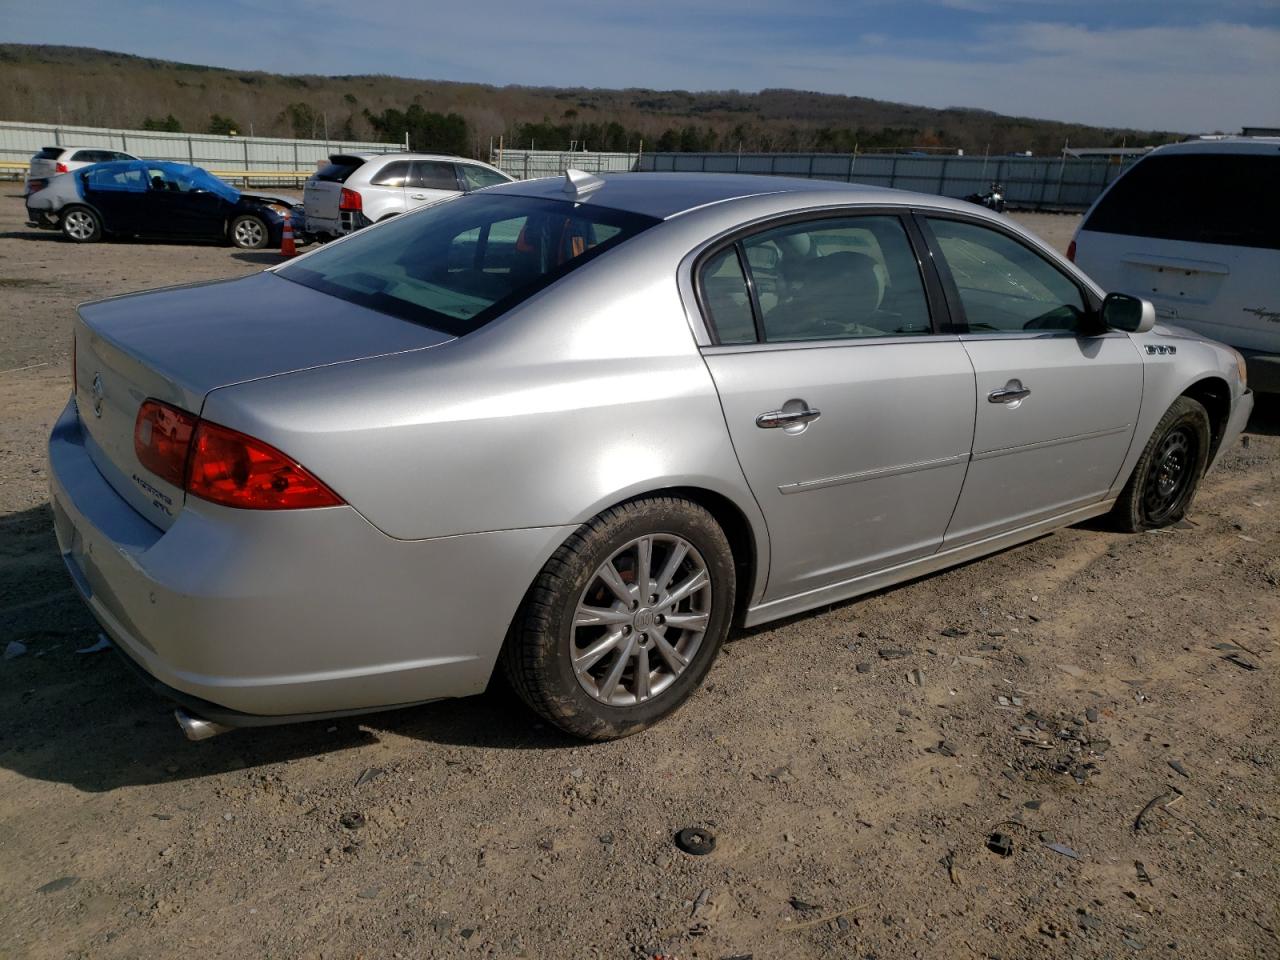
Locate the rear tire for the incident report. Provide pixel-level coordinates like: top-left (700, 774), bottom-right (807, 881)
top-left (501, 497), bottom-right (736, 740)
top-left (229, 215), bottom-right (269, 250)
top-left (1112, 396), bottom-right (1211, 531)
top-left (60, 206), bottom-right (101, 243)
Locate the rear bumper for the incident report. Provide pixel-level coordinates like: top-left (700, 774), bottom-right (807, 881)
top-left (26, 207), bottom-right (58, 230)
top-left (48, 398), bottom-right (569, 724)
top-left (304, 210), bottom-right (369, 238)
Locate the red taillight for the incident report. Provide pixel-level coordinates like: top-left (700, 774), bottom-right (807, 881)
top-left (135, 400), bottom-right (198, 486)
top-left (1067, 240), bottom-right (1076, 263)
top-left (338, 187), bottom-right (362, 211)
top-left (132, 400), bottom-right (342, 510)
top-left (187, 420), bottom-right (343, 510)
top-left (55, 162), bottom-right (68, 174)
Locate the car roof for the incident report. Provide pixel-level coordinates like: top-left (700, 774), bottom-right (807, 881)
top-left (43, 145), bottom-right (131, 153)
top-left (341, 152), bottom-right (489, 165)
top-left (1151, 137), bottom-right (1280, 156)
top-left (485, 171), bottom-right (975, 220)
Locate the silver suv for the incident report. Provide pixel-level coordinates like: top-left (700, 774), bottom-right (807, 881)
top-left (303, 152), bottom-right (513, 239)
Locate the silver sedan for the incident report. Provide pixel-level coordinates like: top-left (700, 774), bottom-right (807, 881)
top-left (49, 172), bottom-right (1253, 741)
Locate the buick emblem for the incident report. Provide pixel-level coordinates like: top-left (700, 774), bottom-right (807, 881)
top-left (91, 373), bottom-right (104, 418)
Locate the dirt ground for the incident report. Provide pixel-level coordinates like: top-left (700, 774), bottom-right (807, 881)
top-left (0, 196), bottom-right (1276, 960)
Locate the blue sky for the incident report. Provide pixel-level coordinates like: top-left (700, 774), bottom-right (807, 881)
top-left (7, 0), bottom-right (1279, 131)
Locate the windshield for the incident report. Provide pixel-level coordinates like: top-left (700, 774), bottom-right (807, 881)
top-left (278, 193), bottom-right (659, 336)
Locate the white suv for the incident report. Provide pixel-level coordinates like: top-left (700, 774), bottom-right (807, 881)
top-left (303, 152), bottom-right (514, 239)
top-left (26, 145), bottom-right (139, 193)
top-left (1071, 137), bottom-right (1280, 392)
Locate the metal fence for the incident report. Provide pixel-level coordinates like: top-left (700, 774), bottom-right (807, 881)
top-left (0, 120), bottom-right (398, 185)
top-left (638, 152), bottom-right (1140, 211)
top-left (490, 149), bottom-right (640, 180)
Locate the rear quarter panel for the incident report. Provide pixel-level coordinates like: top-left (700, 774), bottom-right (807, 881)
top-left (199, 222), bottom-right (770, 595)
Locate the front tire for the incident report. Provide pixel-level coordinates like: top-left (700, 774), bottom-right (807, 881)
top-left (1112, 395), bottom-right (1211, 531)
top-left (229, 215), bottom-right (269, 250)
top-left (60, 206), bottom-right (101, 243)
top-left (502, 497), bottom-right (736, 740)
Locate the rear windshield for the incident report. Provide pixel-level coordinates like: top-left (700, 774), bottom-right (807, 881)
top-left (314, 155), bottom-right (365, 183)
top-left (278, 193), bottom-right (659, 336)
top-left (1084, 153), bottom-right (1280, 250)
top-left (35, 147), bottom-right (63, 159)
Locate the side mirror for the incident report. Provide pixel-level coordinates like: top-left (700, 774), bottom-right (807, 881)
top-left (1101, 292), bottom-right (1156, 334)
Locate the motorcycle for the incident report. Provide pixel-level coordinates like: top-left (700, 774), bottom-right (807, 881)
top-left (965, 181), bottom-right (1006, 213)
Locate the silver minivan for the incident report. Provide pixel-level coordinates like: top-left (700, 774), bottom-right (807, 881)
top-left (1071, 138), bottom-right (1280, 392)
top-left (303, 152), bottom-right (513, 239)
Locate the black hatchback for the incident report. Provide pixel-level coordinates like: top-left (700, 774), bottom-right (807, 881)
top-left (25, 160), bottom-right (300, 249)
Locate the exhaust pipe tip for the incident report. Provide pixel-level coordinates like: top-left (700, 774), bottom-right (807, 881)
top-left (174, 708), bottom-right (232, 742)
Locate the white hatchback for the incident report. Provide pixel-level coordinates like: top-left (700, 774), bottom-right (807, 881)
top-left (26, 145), bottom-right (139, 193)
top-left (1071, 137), bottom-right (1280, 392)
top-left (303, 152), bottom-right (514, 239)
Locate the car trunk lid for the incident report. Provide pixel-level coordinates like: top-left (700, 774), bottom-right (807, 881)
top-left (73, 270), bottom-right (454, 530)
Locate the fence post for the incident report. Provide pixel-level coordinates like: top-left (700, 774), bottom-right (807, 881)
top-left (524, 152), bottom-right (529, 179)
top-left (1038, 159), bottom-right (1051, 211)
top-left (120, 132), bottom-right (127, 153)
top-left (938, 157), bottom-right (949, 196)
top-left (187, 137), bottom-right (194, 164)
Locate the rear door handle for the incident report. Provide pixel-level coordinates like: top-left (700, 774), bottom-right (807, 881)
top-left (988, 380), bottom-right (1030, 405)
top-left (756, 406), bottom-right (821, 429)
top-left (409, 193), bottom-right (427, 200)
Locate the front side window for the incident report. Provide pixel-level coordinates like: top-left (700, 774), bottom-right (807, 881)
top-left (370, 161), bottom-right (411, 187)
top-left (705, 215), bottom-right (932, 343)
top-left (409, 160), bottom-right (460, 191)
top-left (926, 218), bottom-right (1086, 334)
top-left (278, 193), bottom-right (658, 336)
top-left (1084, 154), bottom-right (1279, 250)
top-left (459, 164), bottom-right (512, 191)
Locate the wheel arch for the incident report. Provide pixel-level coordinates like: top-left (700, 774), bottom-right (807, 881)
top-left (1179, 376), bottom-right (1231, 464)
top-left (555, 482), bottom-right (769, 628)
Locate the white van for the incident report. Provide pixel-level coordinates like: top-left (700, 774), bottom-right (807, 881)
top-left (1071, 138), bottom-right (1280, 392)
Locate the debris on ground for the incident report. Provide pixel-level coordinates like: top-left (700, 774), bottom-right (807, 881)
top-left (1043, 841), bottom-right (1082, 861)
top-left (1168, 759), bottom-right (1190, 779)
top-left (878, 647), bottom-right (912, 660)
top-left (339, 811), bottom-right (366, 830)
top-left (985, 831), bottom-right (1014, 857)
top-left (354, 766), bottom-right (385, 787)
top-left (3, 640), bottom-right (27, 660)
top-left (75, 634), bottom-right (111, 654)
top-left (674, 827), bottom-right (716, 856)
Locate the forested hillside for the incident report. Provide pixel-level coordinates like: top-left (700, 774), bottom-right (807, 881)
top-left (0, 45), bottom-right (1181, 157)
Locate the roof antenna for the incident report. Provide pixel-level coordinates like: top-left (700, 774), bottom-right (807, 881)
top-left (563, 168), bottom-right (605, 198)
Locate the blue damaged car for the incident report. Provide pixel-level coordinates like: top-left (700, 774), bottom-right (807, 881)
top-left (25, 160), bottom-right (301, 249)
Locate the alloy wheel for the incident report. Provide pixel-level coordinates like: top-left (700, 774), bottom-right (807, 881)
top-left (570, 534), bottom-right (712, 707)
top-left (233, 219), bottom-right (265, 248)
top-left (64, 210), bottom-right (95, 240)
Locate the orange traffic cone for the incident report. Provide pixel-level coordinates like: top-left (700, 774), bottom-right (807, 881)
top-left (280, 213), bottom-right (297, 258)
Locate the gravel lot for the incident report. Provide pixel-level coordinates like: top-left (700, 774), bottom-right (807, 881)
top-left (0, 194), bottom-right (1277, 960)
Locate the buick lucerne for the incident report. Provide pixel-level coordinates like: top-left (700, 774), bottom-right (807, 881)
top-left (49, 172), bottom-right (1253, 741)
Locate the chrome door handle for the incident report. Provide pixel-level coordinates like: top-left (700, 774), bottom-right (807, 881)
top-left (756, 407), bottom-right (821, 429)
top-left (988, 380), bottom-right (1031, 404)
top-left (409, 193), bottom-right (427, 199)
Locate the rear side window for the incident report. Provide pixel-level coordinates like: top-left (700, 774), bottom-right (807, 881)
top-left (369, 161), bottom-right (411, 187)
top-left (84, 166), bottom-right (147, 192)
top-left (409, 160), bottom-right (460, 191)
top-left (699, 215), bottom-right (933, 343)
top-left (278, 193), bottom-right (658, 336)
top-left (35, 147), bottom-right (63, 160)
top-left (315, 155), bottom-right (365, 183)
top-left (459, 164), bottom-right (512, 191)
top-left (1085, 154), bottom-right (1280, 250)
